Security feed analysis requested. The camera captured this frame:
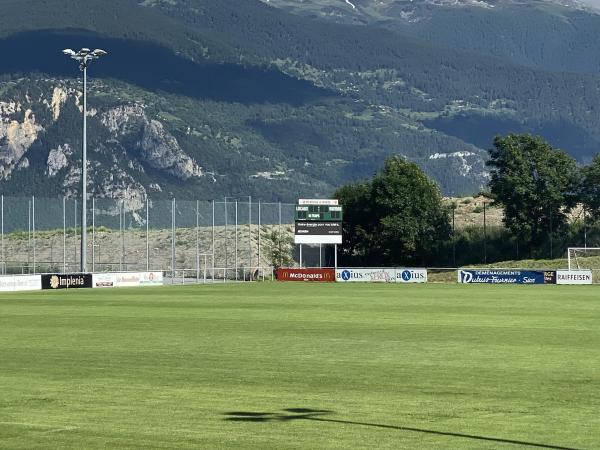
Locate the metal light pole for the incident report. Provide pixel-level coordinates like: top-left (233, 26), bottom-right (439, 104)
top-left (63, 47), bottom-right (107, 272)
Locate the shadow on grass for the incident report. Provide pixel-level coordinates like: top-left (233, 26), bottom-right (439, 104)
top-left (223, 409), bottom-right (582, 450)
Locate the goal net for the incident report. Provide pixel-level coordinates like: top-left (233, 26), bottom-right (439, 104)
top-left (567, 247), bottom-right (600, 270)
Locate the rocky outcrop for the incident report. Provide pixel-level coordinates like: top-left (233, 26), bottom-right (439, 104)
top-left (0, 109), bottom-right (43, 180)
top-left (101, 104), bottom-right (146, 135)
top-left (1, 81), bottom-right (206, 204)
top-left (46, 144), bottom-right (73, 177)
top-left (137, 119), bottom-right (203, 179)
top-left (50, 87), bottom-right (68, 121)
top-left (101, 104), bottom-right (203, 180)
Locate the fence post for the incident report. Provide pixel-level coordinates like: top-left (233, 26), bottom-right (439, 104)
top-left (550, 211), bottom-right (553, 260)
top-left (256, 200), bottom-right (261, 276)
top-left (146, 197), bottom-right (150, 271)
top-left (483, 202), bottom-right (487, 264)
top-left (1, 195), bottom-right (3, 274)
top-left (278, 202), bottom-right (282, 269)
top-left (74, 198), bottom-right (77, 267)
top-left (196, 199), bottom-right (200, 284)
top-left (119, 201), bottom-right (123, 272)
top-left (452, 205), bottom-right (456, 267)
top-left (224, 198), bottom-right (228, 276)
top-left (121, 201), bottom-right (126, 271)
top-left (171, 198), bottom-right (176, 282)
top-left (28, 198), bottom-right (31, 274)
top-left (92, 197), bottom-right (95, 273)
top-left (63, 197), bottom-right (66, 273)
top-left (235, 200), bottom-right (238, 281)
top-left (212, 200), bottom-right (215, 281)
top-left (32, 196), bottom-right (35, 274)
top-left (248, 197), bottom-right (252, 274)
top-left (584, 208), bottom-right (588, 249)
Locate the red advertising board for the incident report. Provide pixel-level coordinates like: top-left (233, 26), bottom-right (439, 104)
top-left (276, 268), bottom-right (335, 282)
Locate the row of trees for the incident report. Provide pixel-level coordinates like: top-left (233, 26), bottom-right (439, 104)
top-left (488, 134), bottom-right (600, 258)
top-left (336, 134), bottom-right (600, 265)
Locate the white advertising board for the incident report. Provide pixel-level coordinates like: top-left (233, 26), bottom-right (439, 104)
top-left (336, 268), bottom-right (396, 282)
top-left (92, 273), bottom-right (116, 288)
top-left (336, 268), bottom-right (427, 283)
top-left (395, 268), bottom-right (428, 283)
top-left (295, 234), bottom-right (343, 244)
top-left (298, 199), bottom-right (338, 205)
top-left (0, 275), bottom-right (42, 292)
top-left (92, 272), bottom-right (163, 288)
top-left (556, 270), bottom-right (593, 285)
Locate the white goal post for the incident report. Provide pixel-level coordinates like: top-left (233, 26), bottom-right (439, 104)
top-left (567, 247), bottom-right (600, 270)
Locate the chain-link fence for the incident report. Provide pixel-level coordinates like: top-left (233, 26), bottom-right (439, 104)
top-left (0, 195), bottom-right (294, 278)
top-left (2, 195), bottom-right (595, 278)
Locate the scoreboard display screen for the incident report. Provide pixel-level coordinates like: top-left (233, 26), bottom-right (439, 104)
top-left (295, 205), bottom-right (343, 222)
top-left (294, 200), bottom-right (343, 245)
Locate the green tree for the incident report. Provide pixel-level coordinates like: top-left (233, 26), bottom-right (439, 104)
top-left (262, 227), bottom-right (295, 268)
top-left (335, 156), bottom-right (450, 266)
top-left (487, 134), bottom-right (579, 257)
top-left (580, 154), bottom-right (600, 222)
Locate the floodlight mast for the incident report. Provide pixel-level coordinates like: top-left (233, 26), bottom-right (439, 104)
top-left (63, 48), bottom-right (107, 273)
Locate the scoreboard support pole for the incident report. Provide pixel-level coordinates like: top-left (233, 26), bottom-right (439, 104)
top-left (299, 244), bottom-right (303, 267)
top-left (334, 244), bottom-right (338, 270)
top-left (319, 244), bottom-right (322, 268)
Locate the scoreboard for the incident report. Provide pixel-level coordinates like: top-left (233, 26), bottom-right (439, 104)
top-left (294, 200), bottom-right (342, 244)
top-left (295, 205), bottom-right (343, 222)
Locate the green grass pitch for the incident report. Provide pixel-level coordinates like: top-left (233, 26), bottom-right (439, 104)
top-left (1, 283), bottom-right (599, 449)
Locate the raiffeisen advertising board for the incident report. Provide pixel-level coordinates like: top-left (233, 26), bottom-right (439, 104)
top-left (556, 270), bottom-right (593, 285)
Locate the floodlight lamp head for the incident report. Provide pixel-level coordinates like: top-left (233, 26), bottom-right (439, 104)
top-left (91, 49), bottom-right (107, 57)
top-left (63, 48), bottom-right (76, 56)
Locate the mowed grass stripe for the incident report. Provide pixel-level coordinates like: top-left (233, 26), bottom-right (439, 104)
top-left (1, 283), bottom-right (599, 449)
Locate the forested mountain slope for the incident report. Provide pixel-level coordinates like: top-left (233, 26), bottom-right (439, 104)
top-left (0, 0), bottom-right (599, 203)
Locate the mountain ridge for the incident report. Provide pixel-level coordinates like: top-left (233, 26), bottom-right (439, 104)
top-left (1, 0), bottom-right (600, 205)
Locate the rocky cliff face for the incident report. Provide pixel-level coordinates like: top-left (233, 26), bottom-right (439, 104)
top-left (0, 105), bottom-right (43, 181)
top-left (0, 82), bottom-right (205, 206)
top-left (101, 105), bottom-right (203, 180)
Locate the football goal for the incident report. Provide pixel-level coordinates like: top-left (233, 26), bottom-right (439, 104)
top-left (567, 247), bottom-right (600, 270)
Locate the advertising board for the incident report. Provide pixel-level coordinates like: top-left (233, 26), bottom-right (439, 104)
top-left (92, 272), bottom-right (164, 288)
top-left (556, 270), bottom-right (593, 285)
top-left (0, 275), bottom-right (42, 292)
top-left (92, 273), bottom-right (116, 288)
top-left (458, 269), bottom-right (556, 284)
top-left (298, 199), bottom-right (338, 206)
top-left (294, 222), bottom-right (342, 244)
top-left (139, 271), bottom-right (163, 286)
top-left (276, 268), bottom-right (335, 282)
top-left (396, 269), bottom-right (428, 283)
top-left (336, 268), bottom-right (427, 283)
top-left (41, 273), bottom-right (93, 290)
top-left (336, 268), bottom-right (395, 282)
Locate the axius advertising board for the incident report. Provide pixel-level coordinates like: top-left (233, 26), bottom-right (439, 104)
top-left (336, 268), bottom-right (427, 283)
top-left (276, 268), bottom-right (335, 282)
top-left (556, 270), bottom-right (593, 285)
top-left (458, 269), bottom-right (556, 284)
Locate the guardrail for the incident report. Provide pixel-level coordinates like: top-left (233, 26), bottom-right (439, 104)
top-left (165, 267), bottom-right (275, 284)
